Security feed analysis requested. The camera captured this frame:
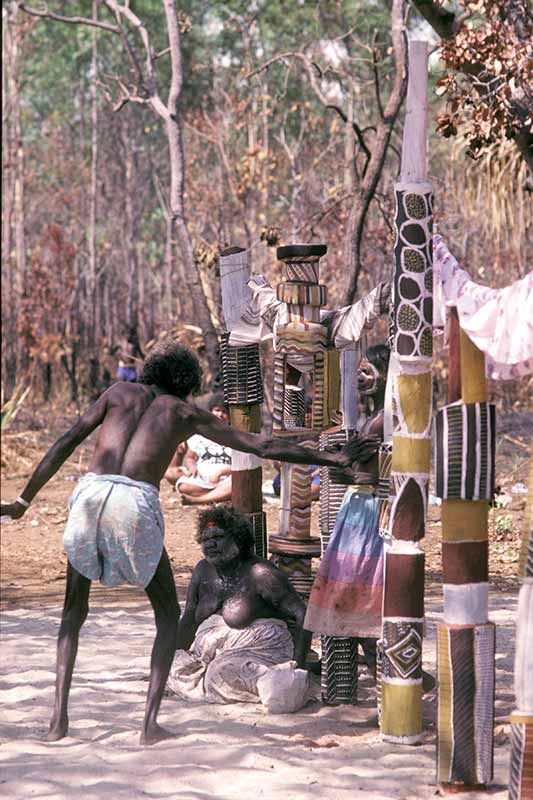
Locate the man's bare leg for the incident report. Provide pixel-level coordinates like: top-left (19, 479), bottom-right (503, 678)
top-left (47, 563), bottom-right (91, 741)
top-left (141, 548), bottom-right (180, 745)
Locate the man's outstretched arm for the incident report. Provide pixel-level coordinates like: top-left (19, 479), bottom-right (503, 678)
top-left (0, 390), bottom-right (109, 519)
top-left (190, 407), bottom-right (357, 470)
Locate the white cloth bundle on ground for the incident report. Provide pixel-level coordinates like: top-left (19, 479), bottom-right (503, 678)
top-left (167, 614), bottom-right (314, 713)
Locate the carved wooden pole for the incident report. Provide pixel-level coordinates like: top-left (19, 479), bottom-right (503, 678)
top-left (380, 41), bottom-right (432, 745)
top-left (269, 244), bottom-right (333, 596)
top-left (435, 308), bottom-right (496, 788)
top-left (220, 247), bottom-right (266, 556)
top-left (508, 443), bottom-right (532, 799)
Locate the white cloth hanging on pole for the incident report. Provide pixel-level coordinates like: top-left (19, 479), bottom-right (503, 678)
top-left (433, 234), bottom-right (533, 380)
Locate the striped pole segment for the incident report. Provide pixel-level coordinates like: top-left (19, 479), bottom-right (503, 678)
top-left (435, 310), bottom-right (496, 789)
top-left (508, 444), bottom-right (533, 799)
top-left (219, 247), bottom-right (266, 556)
top-left (380, 40), bottom-right (432, 745)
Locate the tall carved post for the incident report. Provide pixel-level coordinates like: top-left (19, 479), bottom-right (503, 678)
top-left (435, 308), bottom-right (496, 788)
top-left (508, 444), bottom-right (532, 799)
top-left (318, 347), bottom-right (359, 705)
top-left (220, 247), bottom-right (266, 556)
top-left (269, 243), bottom-right (333, 597)
top-left (380, 41), bottom-right (432, 745)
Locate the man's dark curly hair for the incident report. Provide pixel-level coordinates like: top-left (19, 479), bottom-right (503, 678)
top-left (365, 343), bottom-right (390, 376)
top-left (139, 338), bottom-right (202, 398)
top-left (197, 505), bottom-right (255, 559)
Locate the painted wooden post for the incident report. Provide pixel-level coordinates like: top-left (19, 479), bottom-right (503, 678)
top-left (268, 243), bottom-right (333, 597)
top-left (434, 310), bottom-right (496, 788)
top-left (380, 40), bottom-right (432, 745)
top-left (220, 247), bottom-right (267, 556)
top-left (508, 444), bottom-right (533, 799)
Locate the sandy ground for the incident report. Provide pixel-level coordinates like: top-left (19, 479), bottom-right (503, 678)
top-left (0, 411), bottom-right (530, 799)
top-left (0, 589), bottom-right (516, 800)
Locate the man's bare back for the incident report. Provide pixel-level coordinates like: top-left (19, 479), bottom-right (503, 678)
top-left (0, 339), bottom-right (358, 746)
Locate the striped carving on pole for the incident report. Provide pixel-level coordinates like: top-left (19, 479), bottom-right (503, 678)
top-left (380, 40), bottom-right (431, 746)
top-left (436, 311), bottom-right (495, 789)
top-left (220, 247), bottom-right (266, 557)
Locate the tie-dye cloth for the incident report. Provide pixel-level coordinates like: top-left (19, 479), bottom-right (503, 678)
top-left (63, 473), bottom-right (164, 588)
top-left (304, 486), bottom-right (383, 638)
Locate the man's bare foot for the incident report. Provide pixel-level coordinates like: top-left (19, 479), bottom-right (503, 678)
top-left (140, 723), bottom-right (175, 746)
top-left (46, 718), bottom-right (68, 742)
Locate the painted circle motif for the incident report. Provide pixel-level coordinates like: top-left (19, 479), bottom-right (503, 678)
top-left (399, 275), bottom-right (421, 300)
top-left (420, 327), bottom-right (433, 357)
top-left (423, 297), bottom-right (433, 325)
top-left (404, 193), bottom-right (426, 220)
top-left (396, 332), bottom-right (416, 356)
top-left (401, 223), bottom-right (426, 246)
top-left (398, 303), bottom-right (420, 331)
top-left (424, 269), bottom-right (433, 293)
top-left (403, 249), bottom-right (425, 273)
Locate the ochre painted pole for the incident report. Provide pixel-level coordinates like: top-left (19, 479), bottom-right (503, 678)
top-left (436, 324), bottom-right (495, 789)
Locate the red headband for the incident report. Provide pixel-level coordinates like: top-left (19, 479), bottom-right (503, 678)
top-left (206, 521), bottom-right (216, 527)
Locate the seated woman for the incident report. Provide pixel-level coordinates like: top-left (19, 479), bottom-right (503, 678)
top-left (171, 394), bottom-right (233, 506)
top-left (167, 506), bottom-right (313, 710)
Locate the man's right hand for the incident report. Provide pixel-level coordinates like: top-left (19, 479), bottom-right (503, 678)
top-left (0, 502), bottom-right (27, 520)
top-left (341, 434), bottom-right (381, 466)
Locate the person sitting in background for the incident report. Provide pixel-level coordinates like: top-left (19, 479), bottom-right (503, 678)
top-left (163, 442), bottom-right (188, 486)
top-left (167, 506), bottom-right (313, 711)
top-left (116, 328), bottom-right (143, 383)
top-left (170, 394), bottom-right (233, 506)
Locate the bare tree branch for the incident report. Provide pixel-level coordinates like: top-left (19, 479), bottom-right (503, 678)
top-left (371, 31), bottom-right (384, 120)
top-left (18, 3), bottom-right (120, 33)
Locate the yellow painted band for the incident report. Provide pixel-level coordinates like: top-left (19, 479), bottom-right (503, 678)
top-left (392, 436), bottom-right (431, 473)
top-left (437, 624), bottom-right (453, 780)
top-left (441, 499), bottom-right (489, 542)
top-left (397, 372), bottom-right (432, 434)
top-left (381, 682), bottom-right (423, 737)
top-left (509, 714), bottom-right (533, 725)
top-left (460, 330), bottom-right (487, 403)
top-left (230, 404), bottom-right (262, 433)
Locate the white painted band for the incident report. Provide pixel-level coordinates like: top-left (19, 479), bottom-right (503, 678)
top-left (443, 583), bottom-right (489, 625)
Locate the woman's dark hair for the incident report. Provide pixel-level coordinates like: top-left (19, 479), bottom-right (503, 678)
top-left (139, 338), bottom-right (202, 399)
top-left (365, 343), bottom-right (390, 376)
top-left (197, 506), bottom-right (255, 559)
top-left (208, 393), bottom-right (228, 413)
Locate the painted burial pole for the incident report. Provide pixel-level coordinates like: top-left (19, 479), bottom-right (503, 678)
top-left (434, 307), bottom-right (496, 789)
top-left (508, 442), bottom-right (533, 800)
top-left (380, 40), bottom-right (433, 745)
top-left (269, 243), bottom-right (334, 598)
top-left (219, 247), bottom-right (267, 556)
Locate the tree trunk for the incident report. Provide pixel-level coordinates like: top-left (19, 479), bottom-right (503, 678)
top-left (343, 0), bottom-right (407, 305)
top-left (2, 10), bottom-right (17, 394)
top-left (163, 0), bottom-right (220, 385)
top-left (8, 2), bottom-right (27, 373)
top-left (87, 0), bottom-right (98, 353)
